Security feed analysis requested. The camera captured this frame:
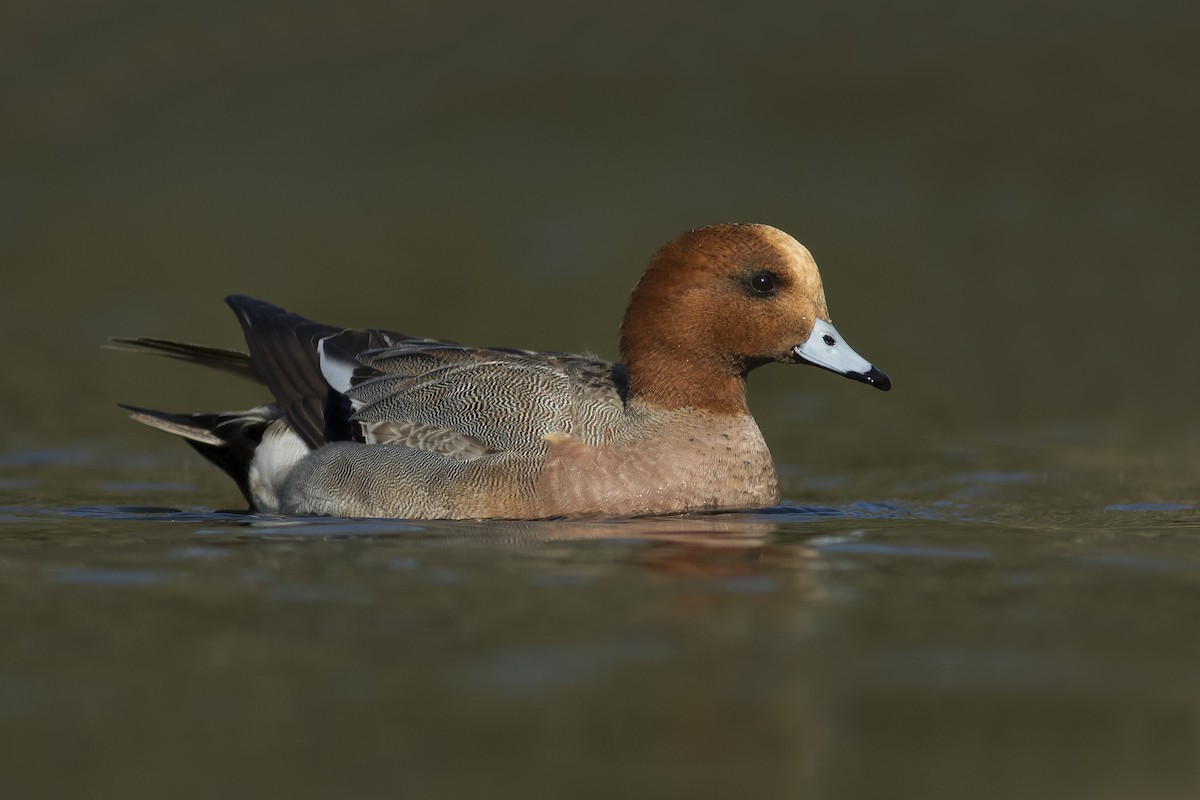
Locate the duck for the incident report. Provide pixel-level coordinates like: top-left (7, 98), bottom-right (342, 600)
top-left (113, 223), bottom-right (890, 519)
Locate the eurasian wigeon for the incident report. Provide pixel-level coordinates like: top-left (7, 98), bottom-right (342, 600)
top-left (115, 223), bottom-right (890, 519)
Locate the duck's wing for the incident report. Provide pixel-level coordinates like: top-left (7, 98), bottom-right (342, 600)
top-left (222, 295), bottom-right (361, 449)
top-left (226, 295), bottom-right (472, 449)
top-left (116, 295), bottom-right (628, 460)
top-left (318, 333), bottom-right (629, 459)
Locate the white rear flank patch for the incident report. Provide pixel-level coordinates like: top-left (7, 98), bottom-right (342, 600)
top-left (247, 421), bottom-right (309, 513)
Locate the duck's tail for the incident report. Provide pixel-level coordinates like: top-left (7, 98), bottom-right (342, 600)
top-left (105, 337), bottom-right (261, 383)
top-left (110, 296), bottom-right (357, 510)
top-left (119, 404), bottom-right (283, 509)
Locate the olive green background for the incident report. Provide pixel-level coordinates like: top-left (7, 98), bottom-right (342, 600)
top-left (4, 0), bottom-right (1196, 446)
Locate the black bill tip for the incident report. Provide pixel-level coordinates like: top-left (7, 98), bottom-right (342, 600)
top-left (849, 366), bottom-right (892, 392)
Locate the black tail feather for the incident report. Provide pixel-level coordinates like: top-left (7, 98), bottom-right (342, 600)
top-left (106, 338), bottom-right (260, 383)
top-left (121, 404), bottom-right (277, 507)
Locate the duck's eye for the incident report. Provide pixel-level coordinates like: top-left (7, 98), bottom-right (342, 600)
top-left (750, 272), bottom-right (777, 295)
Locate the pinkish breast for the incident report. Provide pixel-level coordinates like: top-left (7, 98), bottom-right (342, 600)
top-left (529, 412), bottom-right (779, 517)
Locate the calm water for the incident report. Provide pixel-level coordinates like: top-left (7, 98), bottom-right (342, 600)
top-left (1, 429), bottom-right (1197, 798)
top-left (3, 1), bottom-right (1199, 798)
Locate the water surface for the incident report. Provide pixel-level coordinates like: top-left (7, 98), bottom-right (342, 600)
top-left (1, 430), bottom-right (1196, 799)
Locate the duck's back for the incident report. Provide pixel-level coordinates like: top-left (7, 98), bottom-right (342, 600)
top-left (329, 335), bottom-right (631, 455)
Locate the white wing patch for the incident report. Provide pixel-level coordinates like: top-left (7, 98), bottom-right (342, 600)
top-left (317, 336), bottom-right (357, 395)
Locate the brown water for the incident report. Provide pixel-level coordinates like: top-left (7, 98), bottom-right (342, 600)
top-left (2, 2), bottom-right (1198, 798)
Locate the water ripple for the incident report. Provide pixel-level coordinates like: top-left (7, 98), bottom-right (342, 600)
top-left (47, 567), bottom-right (180, 587)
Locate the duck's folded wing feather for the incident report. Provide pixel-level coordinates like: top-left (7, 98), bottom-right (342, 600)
top-left (319, 335), bottom-right (628, 457)
top-left (226, 296), bottom-right (447, 449)
top-left (225, 295), bottom-right (355, 448)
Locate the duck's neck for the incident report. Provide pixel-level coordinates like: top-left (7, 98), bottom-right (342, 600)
top-left (618, 240), bottom-right (758, 416)
top-left (619, 325), bottom-right (751, 416)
